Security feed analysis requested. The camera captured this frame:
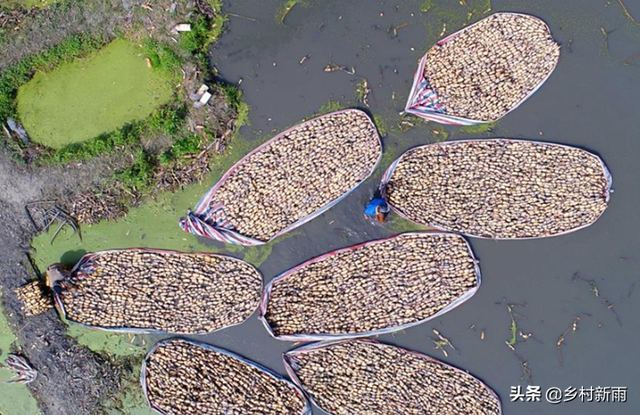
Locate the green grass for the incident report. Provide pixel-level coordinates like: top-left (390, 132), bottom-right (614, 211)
top-left (1, 0), bottom-right (63, 10)
top-left (219, 84), bottom-right (250, 128)
top-left (17, 39), bottom-right (174, 149)
top-left (0, 299), bottom-right (41, 415)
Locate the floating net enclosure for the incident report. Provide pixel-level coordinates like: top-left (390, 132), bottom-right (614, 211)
top-left (142, 339), bottom-right (311, 415)
top-left (405, 13), bottom-right (560, 125)
top-left (18, 249), bottom-right (262, 334)
top-left (284, 339), bottom-right (501, 415)
top-left (379, 139), bottom-right (612, 239)
top-left (261, 232), bottom-right (480, 341)
top-left (181, 109), bottom-right (382, 245)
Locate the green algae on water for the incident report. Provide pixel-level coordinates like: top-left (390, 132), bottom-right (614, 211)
top-left (17, 39), bottom-right (174, 149)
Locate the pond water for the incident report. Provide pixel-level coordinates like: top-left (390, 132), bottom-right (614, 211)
top-left (30, 0), bottom-right (640, 413)
top-left (206, 0), bottom-right (640, 413)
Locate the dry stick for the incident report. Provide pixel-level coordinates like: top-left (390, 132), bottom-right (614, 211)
top-left (601, 27), bottom-right (611, 57)
top-left (622, 50), bottom-right (640, 65)
top-left (484, 0), bottom-right (492, 14)
top-left (389, 22), bottom-right (410, 38)
top-left (617, 0), bottom-right (640, 25)
top-left (572, 273), bottom-right (622, 326)
top-left (431, 329), bottom-right (456, 357)
top-left (228, 13), bottom-right (258, 22)
top-left (556, 316), bottom-right (580, 367)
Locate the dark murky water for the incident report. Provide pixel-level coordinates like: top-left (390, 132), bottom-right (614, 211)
top-left (195, 1), bottom-right (640, 413)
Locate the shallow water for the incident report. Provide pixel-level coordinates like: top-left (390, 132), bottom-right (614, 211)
top-left (203, 0), bottom-right (640, 413)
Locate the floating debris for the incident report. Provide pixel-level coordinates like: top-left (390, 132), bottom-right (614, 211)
top-left (261, 233), bottom-right (481, 341)
top-left (557, 316), bottom-right (581, 367)
top-left (324, 62), bottom-right (356, 75)
top-left (405, 13), bottom-right (560, 125)
top-left (355, 78), bottom-right (371, 106)
top-left (431, 328), bottom-right (457, 357)
top-left (572, 272), bottom-right (622, 326)
top-left (617, 0), bottom-right (640, 25)
top-left (379, 139), bottom-right (612, 239)
top-left (388, 22), bottom-right (410, 38)
top-left (284, 340), bottom-right (501, 415)
top-left (299, 54), bottom-right (311, 64)
top-left (143, 339), bottom-right (310, 414)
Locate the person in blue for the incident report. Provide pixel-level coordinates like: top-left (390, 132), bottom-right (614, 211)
top-left (364, 196), bottom-right (390, 222)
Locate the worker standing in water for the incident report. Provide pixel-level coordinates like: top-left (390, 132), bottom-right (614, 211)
top-left (364, 195), bottom-right (390, 222)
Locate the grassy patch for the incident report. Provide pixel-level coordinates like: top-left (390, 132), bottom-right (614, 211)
top-left (1, 0), bottom-right (64, 10)
top-left (17, 39), bottom-right (174, 149)
top-left (181, 2), bottom-right (228, 66)
top-left (116, 149), bottom-right (156, 192)
top-left (219, 84), bottom-right (250, 128)
top-left (0, 300), bottom-right (40, 415)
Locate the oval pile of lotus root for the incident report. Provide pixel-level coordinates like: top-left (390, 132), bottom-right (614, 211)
top-left (385, 140), bottom-right (610, 239)
top-left (211, 109), bottom-right (381, 242)
top-left (143, 339), bottom-right (309, 415)
top-left (57, 250), bottom-right (262, 333)
top-left (424, 13), bottom-right (560, 121)
top-left (284, 340), bottom-right (501, 415)
top-left (263, 232), bottom-right (479, 339)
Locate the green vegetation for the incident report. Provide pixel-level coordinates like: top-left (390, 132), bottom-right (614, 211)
top-left (1, 0), bottom-right (64, 10)
top-left (147, 104), bottom-right (186, 135)
top-left (181, 1), bottom-right (228, 66)
top-left (142, 39), bottom-right (183, 78)
top-left (459, 121), bottom-right (498, 135)
top-left (102, 363), bottom-right (156, 415)
top-left (41, 122), bottom-right (144, 164)
top-left (316, 99), bottom-right (346, 116)
top-left (160, 134), bottom-right (204, 165)
top-left (418, 0), bottom-right (493, 45)
top-left (116, 149), bottom-right (156, 192)
top-left (0, 34), bottom-right (105, 123)
top-left (17, 39), bottom-right (174, 149)
top-left (0, 300), bottom-right (41, 415)
top-left (372, 114), bottom-right (389, 137)
top-left (277, 1), bottom-right (308, 24)
top-left (220, 84), bottom-right (250, 128)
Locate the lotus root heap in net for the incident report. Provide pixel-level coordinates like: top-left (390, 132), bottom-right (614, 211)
top-left (212, 110), bottom-right (381, 241)
top-left (143, 339), bottom-right (309, 415)
top-left (386, 140), bottom-right (610, 238)
top-left (285, 340), bottom-right (501, 415)
top-left (424, 13), bottom-right (560, 121)
top-left (58, 250), bottom-right (262, 333)
top-left (264, 233), bottom-right (479, 338)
